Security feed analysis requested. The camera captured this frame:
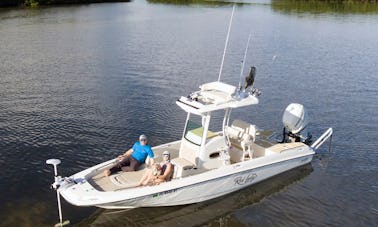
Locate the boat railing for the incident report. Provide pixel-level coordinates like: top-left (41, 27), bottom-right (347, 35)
top-left (310, 128), bottom-right (333, 150)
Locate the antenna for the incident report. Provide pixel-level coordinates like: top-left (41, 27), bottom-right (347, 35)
top-left (238, 33), bottom-right (252, 91)
top-left (217, 4), bottom-right (235, 82)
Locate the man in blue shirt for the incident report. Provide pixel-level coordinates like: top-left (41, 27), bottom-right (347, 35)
top-left (104, 134), bottom-right (154, 177)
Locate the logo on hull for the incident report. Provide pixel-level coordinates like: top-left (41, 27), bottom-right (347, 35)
top-left (234, 173), bottom-right (258, 185)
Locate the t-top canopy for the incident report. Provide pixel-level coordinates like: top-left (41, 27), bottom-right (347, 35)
top-left (176, 81), bottom-right (259, 115)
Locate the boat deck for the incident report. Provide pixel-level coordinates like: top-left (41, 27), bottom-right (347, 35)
top-left (88, 141), bottom-right (182, 191)
top-left (88, 132), bottom-right (306, 192)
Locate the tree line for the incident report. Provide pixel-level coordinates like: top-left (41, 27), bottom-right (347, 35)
top-left (1, 0), bottom-right (376, 8)
top-left (0, 0), bottom-right (130, 7)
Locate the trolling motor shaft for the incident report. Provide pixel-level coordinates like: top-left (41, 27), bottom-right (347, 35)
top-left (46, 158), bottom-right (70, 227)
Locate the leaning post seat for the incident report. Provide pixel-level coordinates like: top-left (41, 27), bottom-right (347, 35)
top-left (172, 140), bottom-right (198, 178)
top-left (226, 119), bottom-right (257, 161)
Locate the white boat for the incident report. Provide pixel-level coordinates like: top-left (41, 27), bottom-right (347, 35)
top-left (45, 6), bottom-right (333, 225)
top-left (77, 164), bottom-right (314, 226)
top-left (48, 78), bottom-right (333, 210)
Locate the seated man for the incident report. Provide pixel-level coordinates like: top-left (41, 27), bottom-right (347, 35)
top-left (104, 134), bottom-right (154, 177)
top-left (136, 150), bottom-right (173, 186)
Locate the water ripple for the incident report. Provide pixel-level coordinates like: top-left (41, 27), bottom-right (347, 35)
top-left (1, 2), bottom-right (377, 227)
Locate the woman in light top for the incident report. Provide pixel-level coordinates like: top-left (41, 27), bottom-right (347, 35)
top-left (136, 150), bottom-right (173, 186)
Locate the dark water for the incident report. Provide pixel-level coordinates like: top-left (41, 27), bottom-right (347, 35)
top-left (0, 0), bottom-right (377, 226)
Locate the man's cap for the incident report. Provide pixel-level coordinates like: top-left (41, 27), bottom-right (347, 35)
top-left (139, 134), bottom-right (147, 140)
top-left (163, 150), bottom-right (170, 156)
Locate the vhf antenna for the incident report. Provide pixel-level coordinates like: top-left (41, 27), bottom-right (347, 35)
top-left (217, 4), bottom-right (235, 82)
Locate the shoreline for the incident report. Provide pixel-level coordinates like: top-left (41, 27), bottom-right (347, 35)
top-left (0, 0), bottom-right (131, 8)
top-left (1, 0), bottom-right (377, 8)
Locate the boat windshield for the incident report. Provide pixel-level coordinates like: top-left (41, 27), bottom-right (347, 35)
top-left (184, 116), bottom-right (203, 146)
top-left (184, 115), bottom-right (218, 146)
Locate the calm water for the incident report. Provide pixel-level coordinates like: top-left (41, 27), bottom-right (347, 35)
top-left (0, 0), bottom-right (377, 226)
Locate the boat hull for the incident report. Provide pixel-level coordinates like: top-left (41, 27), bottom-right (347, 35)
top-left (60, 151), bottom-right (313, 209)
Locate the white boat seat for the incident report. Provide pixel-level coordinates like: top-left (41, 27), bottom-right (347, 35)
top-left (227, 119), bottom-right (257, 161)
top-left (171, 157), bottom-right (194, 178)
top-left (227, 126), bottom-right (242, 139)
top-left (231, 119), bottom-right (252, 132)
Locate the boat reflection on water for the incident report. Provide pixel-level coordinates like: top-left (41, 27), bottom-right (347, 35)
top-left (76, 164), bottom-right (313, 227)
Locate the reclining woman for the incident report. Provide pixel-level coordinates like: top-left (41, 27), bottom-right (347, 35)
top-left (136, 151), bottom-right (173, 186)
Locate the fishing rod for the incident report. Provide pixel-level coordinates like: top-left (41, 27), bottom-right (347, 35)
top-left (238, 32), bottom-right (252, 91)
top-left (217, 4), bottom-right (235, 82)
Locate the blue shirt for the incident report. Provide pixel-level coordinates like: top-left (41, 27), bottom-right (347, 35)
top-left (131, 141), bottom-right (154, 163)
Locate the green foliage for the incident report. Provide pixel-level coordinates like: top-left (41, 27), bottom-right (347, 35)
top-left (147, 0), bottom-right (378, 13)
top-left (0, 0), bottom-right (377, 12)
top-left (0, 0), bottom-right (131, 7)
top-left (271, 0), bottom-right (378, 14)
top-left (147, 0), bottom-right (235, 6)
top-left (24, 0), bottom-right (39, 7)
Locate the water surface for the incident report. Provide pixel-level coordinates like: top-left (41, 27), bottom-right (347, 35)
top-left (0, 0), bottom-right (377, 226)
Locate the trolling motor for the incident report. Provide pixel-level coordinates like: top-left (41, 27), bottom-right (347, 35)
top-left (46, 159), bottom-right (70, 227)
top-left (282, 103), bottom-right (312, 145)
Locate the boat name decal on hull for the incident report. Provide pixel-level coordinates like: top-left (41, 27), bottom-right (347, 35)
top-left (152, 189), bottom-right (178, 198)
top-left (234, 173), bottom-right (257, 185)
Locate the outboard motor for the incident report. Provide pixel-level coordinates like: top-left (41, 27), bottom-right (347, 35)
top-left (282, 103), bottom-right (312, 144)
